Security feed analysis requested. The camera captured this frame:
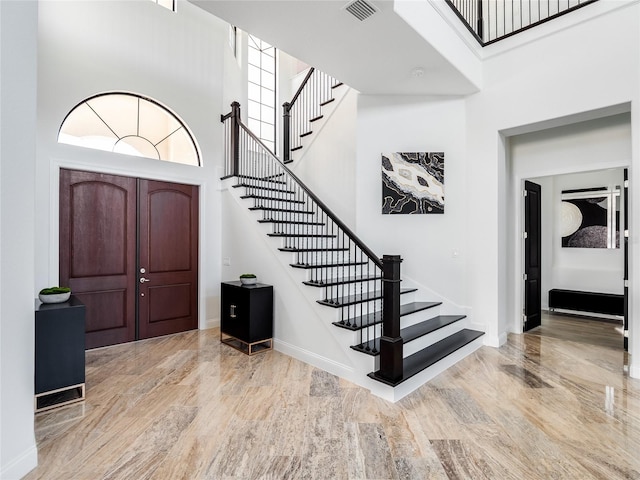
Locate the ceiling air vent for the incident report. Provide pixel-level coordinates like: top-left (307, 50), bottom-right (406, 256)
top-left (344, 0), bottom-right (377, 21)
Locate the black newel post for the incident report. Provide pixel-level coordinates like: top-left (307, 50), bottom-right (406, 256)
top-left (230, 101), bottom-right (241, 176)
top-left (282, 102), bottom-right (291, 164)
top-left (379, 254), bottom-right (403, 383)
top-left (476, 0), bottom-right (484, 40)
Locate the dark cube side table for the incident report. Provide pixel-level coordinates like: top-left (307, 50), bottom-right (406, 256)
top-left (34, 295), bottom-right (86, 412)
top-left (220, 281), bottom-right (273, 355)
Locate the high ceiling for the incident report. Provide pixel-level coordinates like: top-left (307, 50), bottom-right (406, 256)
top-left (190, 0), bottom-right (480, 96)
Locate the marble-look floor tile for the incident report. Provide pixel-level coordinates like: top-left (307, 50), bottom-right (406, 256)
top-left (499, 364), bottom-right (553, 388)
top-left (309, 369), bottom-right (340, 397)
top-left (430, 439), bottom-right (494, 479)
top-left (24, 314), bottom-right (640, 480)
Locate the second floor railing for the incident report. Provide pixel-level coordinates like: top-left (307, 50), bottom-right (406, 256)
top-left (447, 0), bottom-right (598, 45)
top-left (282, 68), bottom-right (341, 163)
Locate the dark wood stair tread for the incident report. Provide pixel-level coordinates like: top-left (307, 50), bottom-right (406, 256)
top-left (318, 288), bottom-right (416, 308)
top-left (367, 329), bottom-right (484, 387)
top-left (258, 219), bottom-right (325, 226)
top-left (291, 146), bottom-right (303, 152)
top-left (291, 261), bottom-right (368, 269)
top-left (303, 275), bottom-right (382, 287)
top-left (268, 233), bottom-right (335, 238)
top-left (234, 184), bottom-right (295, 194)
top-left (237, 174), bottom-right (286, 185)
top-left (300, 131), bottom-right (313, 138)
top-left (351, 315), bottom-right (467, 355)
top-left (249, 206), bottom-right (314, 214)
top-left (279, 246), bottom-right (348, 253)
top-left (319, 98), bottom-right (335, 107)
top-left (241, 195), bottom-right (303, 203)
top-left (332, 301), bottom-right (442, 331)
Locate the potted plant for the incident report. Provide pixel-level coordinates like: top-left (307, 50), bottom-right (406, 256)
top-left (239, 273), bottom-right (257, 285)
top-left (39, 286), bottom-right (71, 304)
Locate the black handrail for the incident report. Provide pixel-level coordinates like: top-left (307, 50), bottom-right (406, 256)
top-left (289, 67), bottom-right (315, 108)
top-left (446, 0), bottom-right (598, 45)
top-left (233, 107), bottom-right (383, 270)
top-left (282, 68), bottom-right (341, 163)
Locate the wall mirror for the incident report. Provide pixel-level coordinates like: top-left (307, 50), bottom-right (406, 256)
top-left (560, 186), bottom-right (620, 249)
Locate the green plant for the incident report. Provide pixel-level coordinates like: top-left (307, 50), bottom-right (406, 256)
top-left (39, 286), bottom-right (71, 295)
top-left (239, 273), bottom-right (256, 278)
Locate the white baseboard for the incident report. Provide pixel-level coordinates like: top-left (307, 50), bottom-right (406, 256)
top-left (203, 317), bottom-right (219, 330)
top-left (630, 361), bottom-right (640, 379)
top-left (1, 444), bottom-right (37, 480)
top-left (273, 339), bottom-right (356, 382)
top-left (483, 331), bottom-right (507, 348)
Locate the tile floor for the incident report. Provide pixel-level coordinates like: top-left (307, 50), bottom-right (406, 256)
top-left (24, 313), bottom-right (640, 479)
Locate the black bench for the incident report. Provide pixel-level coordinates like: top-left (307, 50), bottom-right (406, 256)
top-left (548, 289), bottom-right (624, 316)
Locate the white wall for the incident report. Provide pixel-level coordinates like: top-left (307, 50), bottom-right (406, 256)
top-left (465, 1), bottom-right (639, 360)
top-left (512, 114), bottom-right (630, 308)
top-left (36, 0), bottom-right (242, 330)
top-left (355, 95), bottom-right (470, 315)
top-left (0, 1), bottom-right (38, 478)
top-left (288, 87), bottom-right (357, 226)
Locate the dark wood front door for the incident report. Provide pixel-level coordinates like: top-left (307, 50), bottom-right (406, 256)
top-left (524, 180), bottom-right (542, 331)
top-left (60, 169), bottom-right (198, 349)
top-left (138, 179), bottom-right (198, 339)
top-left (60, 169), bottom-right (137, 349)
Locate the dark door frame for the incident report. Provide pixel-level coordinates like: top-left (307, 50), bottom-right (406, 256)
top-left (523, 180), bottom-right (542, 332)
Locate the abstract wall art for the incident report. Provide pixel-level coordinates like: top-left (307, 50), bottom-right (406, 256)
top-left (560, 187), bottom-right (620, 249)
top-left (382, 152), bottom-right (444, 214)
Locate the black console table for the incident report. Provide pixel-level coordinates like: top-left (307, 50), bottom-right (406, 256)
top-left (221, 281), bottom-right (273, 355)
top-left (35, 296), bottom-right (86, 412)
top-left (548, 289), bottom-right (624, 317)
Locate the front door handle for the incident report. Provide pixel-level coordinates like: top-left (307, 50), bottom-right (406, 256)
top-left (140, 277), bottom-right (150, 283)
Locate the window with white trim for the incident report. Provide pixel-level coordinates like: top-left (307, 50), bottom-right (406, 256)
top-left (247, 35), bottom-right (276, 154)
top-left (58, 92), bottom-right (201, 166)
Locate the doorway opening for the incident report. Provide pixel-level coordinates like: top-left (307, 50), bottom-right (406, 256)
top-left (521, 168), bottom-right (627, 349)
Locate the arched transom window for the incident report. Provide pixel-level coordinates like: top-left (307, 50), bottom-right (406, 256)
top-left (58, 92), bottom-right (201, 166)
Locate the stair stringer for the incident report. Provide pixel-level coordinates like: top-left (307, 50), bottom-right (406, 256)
top-left (223, 178), bottom-right (385, 391)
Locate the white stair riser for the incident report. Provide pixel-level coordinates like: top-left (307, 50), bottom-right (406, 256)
top-left (399, 306), bottom-right (444, 328)
top-left (402, 320), bottom-right (469, 357)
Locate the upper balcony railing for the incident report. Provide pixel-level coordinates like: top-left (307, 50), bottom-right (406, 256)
top-left (446, 0), bottom-right (598, 45)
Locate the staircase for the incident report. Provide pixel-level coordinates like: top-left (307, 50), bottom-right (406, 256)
top-left (222, 95), bottom-right (484, 401)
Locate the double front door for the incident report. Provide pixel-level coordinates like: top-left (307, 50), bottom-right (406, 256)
top-left (59, 169), bottom-right (199, 349)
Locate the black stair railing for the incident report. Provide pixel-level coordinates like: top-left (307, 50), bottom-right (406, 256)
top-left (222, 102), bottom-right (403, 383)
top-left (447, 0), bottom-right (598, 45)
top-left (282, 68), bottom-right (341, 163)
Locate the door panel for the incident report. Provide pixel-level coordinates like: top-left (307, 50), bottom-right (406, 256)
top-left (524, 180), bottom-right (542, 331)
top-left (60, 169), bottom-right (137, 349)
top-left (138, 179), bottom-right (199, 339)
